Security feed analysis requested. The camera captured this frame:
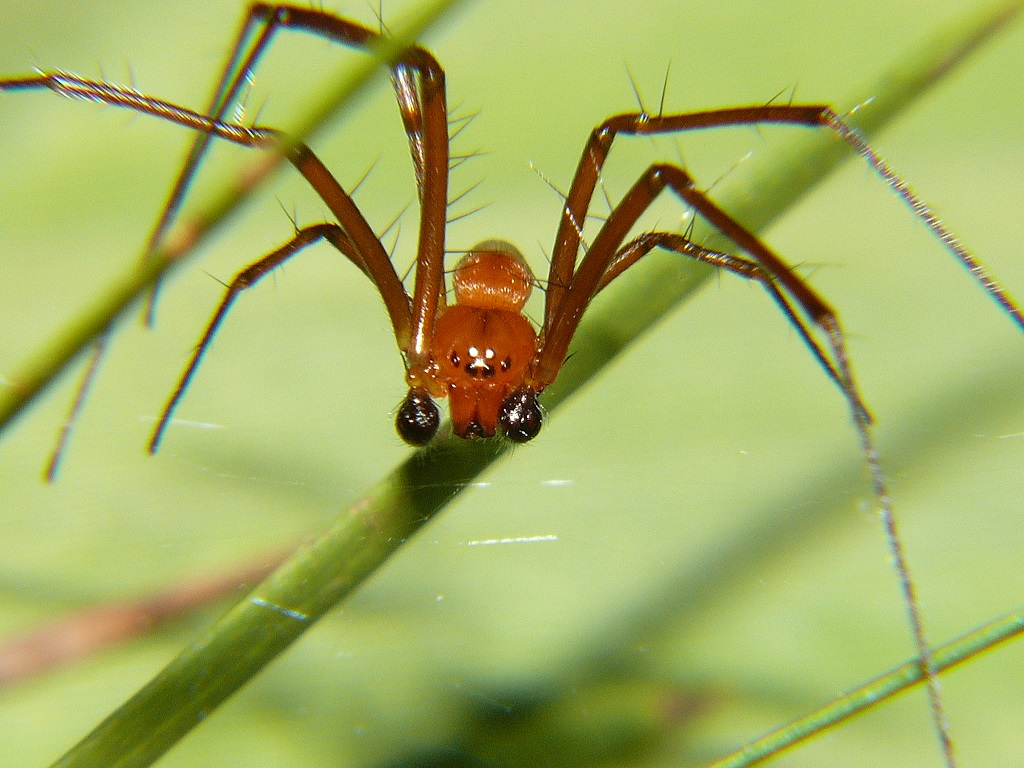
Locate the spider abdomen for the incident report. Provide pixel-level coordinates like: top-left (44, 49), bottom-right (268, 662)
top-left (452, 240), bottom-right (534, 311)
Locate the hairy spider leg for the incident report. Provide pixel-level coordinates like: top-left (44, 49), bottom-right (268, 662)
top-left (541, 105), bottom-right (1023, 350)
top-left (30, 6), bottom-right (454, 475)
top-left (141, 4), bottom-right (448, 322)
top-left (529, 104), bottom-right (1024, 766)
top-left (148, 223), bottom-right (357, 452)
top-left (549, 160), bottom-right (958, 765)
top-left (597, 232), bottom-right (840, 387)
top-left (0, 73), bottom-right (416, 422)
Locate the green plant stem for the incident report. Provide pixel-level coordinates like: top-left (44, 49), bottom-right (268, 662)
top-left (710, 607), bottom-right (1024, 768)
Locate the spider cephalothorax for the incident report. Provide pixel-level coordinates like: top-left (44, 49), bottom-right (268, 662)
top-left (396, 240), bottom-right (542, 444)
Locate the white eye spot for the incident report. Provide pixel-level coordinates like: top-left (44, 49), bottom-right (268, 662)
top-left (484, 348), bottom-right (494, 359)
top-left (468, 346), bottom-right (479, 357)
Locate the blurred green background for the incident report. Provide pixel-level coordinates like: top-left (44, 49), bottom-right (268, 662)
top-left (0, 0), bottom-right (1022, 765)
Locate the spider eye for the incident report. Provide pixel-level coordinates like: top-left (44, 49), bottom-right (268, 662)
top-left (396, 388), bottom-right (440, 446)
top-left (498, 388), bottom-right (542, 443)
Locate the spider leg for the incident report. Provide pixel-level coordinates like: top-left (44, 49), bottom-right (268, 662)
top-left (0, 71), bottom-right (431, 345)
top-left (141, 5), bottom-right (449, 326)
top-left (540, 162), bottom-right (871, 416)
top-left (545, 105), bottom-right (830, 332)
top-left (44, 337), bottom-right (108, 483)
top-left (9, 7), bottom-right (453, 471)
top-left (149, 222), bottom-right (358, 452)
top-left (537, 158), bottom-right (954, 767)
top-left (140, 5), bottom-right (277, 325)
top-left (155, 5), bottom-right (448, 371)
top-left (598, 232), bottom-right (847, 405)
top-left (536, 107), bottom-right (1019, 757)
top-left (545, 104), bottom-right (1023, 334)
top-left (0, 71), bottom-right (428, 467)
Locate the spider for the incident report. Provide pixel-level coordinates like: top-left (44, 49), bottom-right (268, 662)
top-left (1, 4), bottom-right (1021, 765)
top-left (3, 11), bottom-right (1011, 448)
top-left (3, 4), bottom-right (1019, 453)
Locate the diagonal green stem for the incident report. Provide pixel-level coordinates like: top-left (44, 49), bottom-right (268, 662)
top-left (709, 606), bottom-right (1024, 768)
